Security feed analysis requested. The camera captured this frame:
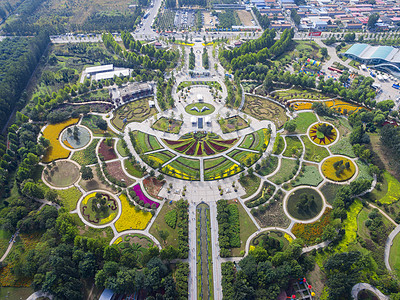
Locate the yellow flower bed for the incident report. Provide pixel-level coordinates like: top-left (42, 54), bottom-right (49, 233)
top-left (202, 42), bottom-right (214, 46)
top-left (262, 129), bottom-right (270, 148)
top-left (100, 212), bottom-right (117, 225)
top-left (147, 155), bottom-right (164, 166)
top-left (309, 123), bottom-right (337, 145)
top-left (82, 192), bottom-right (96, 206)
top-left (176, 41), bottom-right (195, 46)
top-left (115, 194), bottom-right (152, 232)
top-left (284, 233), bottom-right (293, 243)
top-left (321, 156), bottom-right (355, 182)
top-left (212, 163), bottom-right (241, 180)
top-left (113, 237), bottom-right (123, 245)
top-left (42, 118), bottom-right (79, 162)
top-left (249, 245), bottom-right (255, 252)
top-left (63, 139), bottom-right (73, 148)
top-left (292, 102), bottom-right (313, 111)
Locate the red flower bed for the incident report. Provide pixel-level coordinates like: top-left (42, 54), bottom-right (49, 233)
top-left (196, 143), bottom-right (203, 155)
top-left (99, 139), bottom-right (117, 161)
top-left (186, 141), bottom-right (198, 155)
top-left (164, 139), bottom-right (184, 145)
top-left (176, 141), bottom-right (192, 153)
top-left (143, 177), bottom-right (165, 200)
top-left (214, 138), bottom-right (238, 145)
top-left (203, 141), bottom-right (216, 155)
top-left (208, 140), bottom-right (228, 152)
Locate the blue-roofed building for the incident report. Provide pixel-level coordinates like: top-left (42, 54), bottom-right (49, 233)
top-left (344, 43), bottom-right (400, 73)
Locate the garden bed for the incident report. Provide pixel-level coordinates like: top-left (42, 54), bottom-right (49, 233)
top-left (239, 175), bottom-right (261, 199)
top-left (283, 136), bottom-right (303, 158)
top-left (257, 155), bottom-right (279, 176)
top-left (42, 118), bottom-right (79, 162)
top-left (130, 130), bottom-right (163, 154)
top-left (301, 135), bottom-right (330, 163)
top-left (111, 97), bottom-right (157, 131)
top-left (204, 157), bottom-right (241, 181)
top-left (185, 103), bottom-right (215, 116)
top-left (291, 164), bottom-right (323, 187)
top-left (218, 116), bottom-right (249, 133)
top-left (43, 160), bottom-right (80, 187)
top-left (239, 128), bottom-right (270, 152)
top-left (162, 157), bottom-right (201, 181)
top-left (130, 184), bottom-right (160, 209)
top-left (61, 125), bottom-right (91, 149)
top-left (98, 139), bottom-right (117, 161)
top-left (252, 197), bottom-right (291, 228)
top-left (286, 188), bottom-right (323, 221)
top-left (79, 165), bottom-right (115, 193)
top-left (227, 149), bottom-right (261, 167)
top-left (105, 161), bottom-right (135, 186)
top-left (115, 194), bottom-right (152, 232)
top-left (308, 122), bottom-right (338, 146)
top-left (141, 150), bottom-right (176, 169)
top-left (243, 94), bottom-right (288, 128)
top-left (143, 177), bottom-right (165, 200)
top-left (321, 156), bottom-right (355, 182)
top-left (81, 114), bottom-right (116, 137)
top-left (80, 192), bottom-right (118, 225)
top-left (124, 159), bottom-right (146, 178)
top-left (57, 187), bottom-right (82, 211)
top-left (71, 139), bottom-right (99, 166)
top-left (269, 158), bottom-right (299, 185)
top-left (152, 117), bottom-right (183, 134)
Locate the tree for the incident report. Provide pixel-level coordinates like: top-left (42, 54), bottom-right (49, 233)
top-left (320, 47), bottom-right (328, 58)
top-left (368, 13), bottom-right (380, 29)
top-left (284, 119), bottom-right (297, 132)
top-left (96, 118), bottom-right (108, 131)
top-left (80, 166), bottom-right (93, 181)
top-left (159, 229), bottom-right (170, 244)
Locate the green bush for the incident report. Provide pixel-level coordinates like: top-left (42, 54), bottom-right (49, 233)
top-left (165, 209), bottom-right (177, 229)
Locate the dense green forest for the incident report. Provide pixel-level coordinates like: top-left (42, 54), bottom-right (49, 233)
top-left (0, 33), bottom-right (50, 129)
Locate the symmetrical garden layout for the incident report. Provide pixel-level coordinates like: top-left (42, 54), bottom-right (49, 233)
top-left (35, 56), bottom-right (400, 300)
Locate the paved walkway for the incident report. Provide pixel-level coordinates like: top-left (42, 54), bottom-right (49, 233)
top-left (26, 291), bottom-right (53, 300)
top-left (351, 283), bottom-right (389, 300)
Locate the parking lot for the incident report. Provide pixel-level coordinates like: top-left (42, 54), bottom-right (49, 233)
top-left (174, 10), bottom-right (196, 29)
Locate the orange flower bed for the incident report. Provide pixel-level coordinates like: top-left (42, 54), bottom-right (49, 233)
top-left (292, 208), bottom-right (331, 244)
top-left (291, 101), bottom-right (313, 111)
top-left (42, 118), bottom-right (79, 162)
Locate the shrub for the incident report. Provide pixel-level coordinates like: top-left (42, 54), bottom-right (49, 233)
top-left (165, 209), bottom-right (177, 229)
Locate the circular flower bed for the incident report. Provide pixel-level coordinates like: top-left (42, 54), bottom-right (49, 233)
top-left (43, 160), bottom-right (80, 187)
top-left (308, 122), bottom-right (337, 145)
top-left (80, 192), bottom-right (118, 225)
top-left (185, 103), bottom-right (215, 115)
top-left (321, 156), bottom-right (356, 182)
top-left (286, 188), bottom-right (324, 221)
top-left (61, 125), bottom-right (91, 149)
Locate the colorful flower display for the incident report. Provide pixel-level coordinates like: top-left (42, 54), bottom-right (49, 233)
top-left (308, 122), bottom-right (337, 145)
top-left (115, 194), bottom-right (152, 232)
top-left (42, 118), bottom-right (79, 162)
top-left (132, 184), bottom-right (160, 208)
top-left (292, 209), bottom-right (331, 244)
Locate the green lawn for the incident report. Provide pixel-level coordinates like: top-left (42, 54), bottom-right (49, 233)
top-left (356, 160), bottom-right (373, 181)
top-left (269, 158), bottom-right (298, 184)
top-left (283, 136), bottom-right (302, 158)
top-left (152, 117), bottom-right (183, 134)
top-left (0, 229), bottom-right (12, 258)
top-left (218, 116), bottom-right (249, 133)
top-left (286, 188), bottom-right (323, 221)
top-left (292, 165), bottom-right (323, 187)
top-left (239, 175), bottom-right (261, 199)
top-left (320, 182), bottom-right (343, 205)
top-left (71, 139), bottom-right (99, 166)
top-left (390, 232), bottom-right (400, 279)
top-left (370, 171), bottom-right (400, 204)
top-left (231, 201), bottom-right (258, 256)
top-left (124, 159), bottom-right (145, 178)
top-left (301, 135), bottom-right (330, 162)
top-left (116, 139), bottom-right (129, 157)
top-left (272, 134), bottom-right (284, 155)
top-left (257, 156), bottom-right (279, 176)
top-left (81, 114), bottom-right (117, 137)
top-left (295, 112), bottom-right (317, 133)
top-left (330, 137), bottom-right (356, 158)
top-left (185, 103), bottom-right (215, 116)
top-left (149, 202), bottom-right (179, 248)
top-left (57, 187), bottom-right (83, 211)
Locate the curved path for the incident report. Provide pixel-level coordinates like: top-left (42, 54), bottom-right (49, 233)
top-left (385, 225), bottom-right (400, 271)
top-left (109, 230), bottom-right (162, 249)
top-left (351, 283), bottom-right (389, 300)
top-left (26, 291), bottom-right (53, 300)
